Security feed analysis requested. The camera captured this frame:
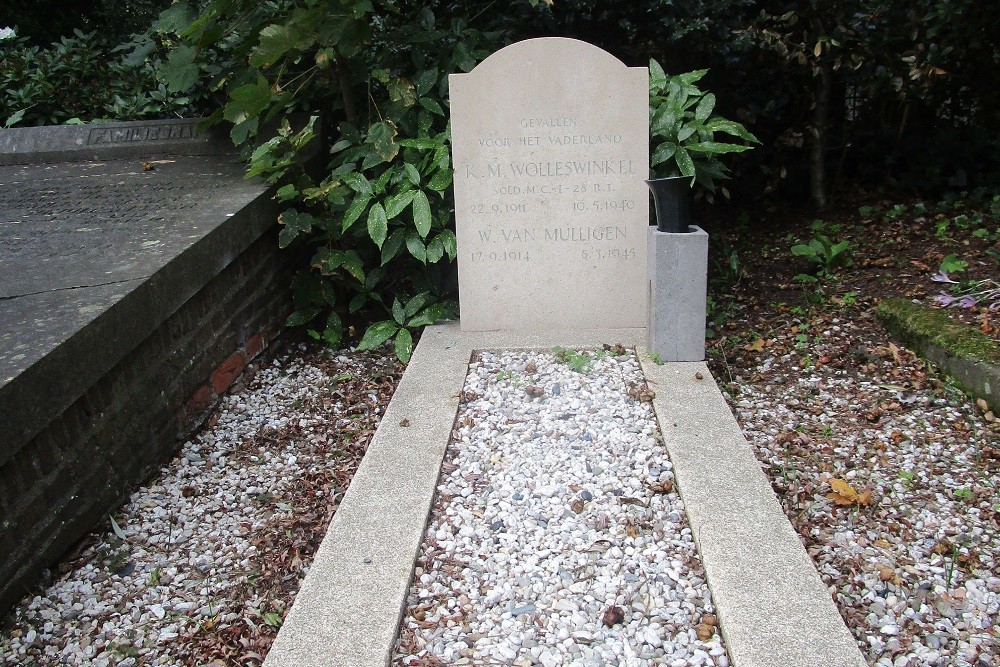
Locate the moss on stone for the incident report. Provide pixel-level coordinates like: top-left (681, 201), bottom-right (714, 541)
top-left (875, 298), bottom-right (1000, 366)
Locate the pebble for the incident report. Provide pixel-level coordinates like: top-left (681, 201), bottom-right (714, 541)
top-left (392, 349), bottom-right (728, 666)
top-left (0, 344), bottom-right (400, 666)
top-left (728, 318), bottom-right (1000, 667)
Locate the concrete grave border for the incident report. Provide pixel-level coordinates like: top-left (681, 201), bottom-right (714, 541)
top-left (264, 322), bottom-right (866, 667)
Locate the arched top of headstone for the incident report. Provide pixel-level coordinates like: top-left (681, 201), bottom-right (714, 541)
top-left (463, 37), bottom-right (632, 78)
top-left (449, 38), bottom-right (649, 332)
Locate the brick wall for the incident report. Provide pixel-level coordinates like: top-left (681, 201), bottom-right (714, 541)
top-left (0, 228), bottom-right (295, 615)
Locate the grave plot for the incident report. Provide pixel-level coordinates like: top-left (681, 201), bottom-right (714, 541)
top-left (0, 119), bottom-right (286, 617)
top-left (394, 348), bottom-right (728, 667)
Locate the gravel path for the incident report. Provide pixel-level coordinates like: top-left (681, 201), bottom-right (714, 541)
top-left (717, 313), bottom-right (999, 667)
top-left (4, 318), bottom-right (996, 666)
top-left (0, 344), bottom-right (401, 667)
top-left (393, 348), bottom-right (727, 667)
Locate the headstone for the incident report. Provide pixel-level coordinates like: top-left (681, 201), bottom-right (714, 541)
top-left (450, 38), bottom-right (648, 331)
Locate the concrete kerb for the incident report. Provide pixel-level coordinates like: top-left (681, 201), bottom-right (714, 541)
top-left (264, 322), bottom-right (866, 667)
top-left (638, 358), bottom-right (867, 667)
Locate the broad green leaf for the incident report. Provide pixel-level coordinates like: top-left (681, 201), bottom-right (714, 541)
top-left (323, 312), bottom-right (343, 348)
top-left (404, 292), bottom-right (432, 318)
top-left (329, 138), bottom-right (352, 154)
top-left (651, 107), bottom-right (679, 137)
top-left (433, 145), bottom-right (450, 171)
top-left (391, 298), bottom-right (406, 325)
top-left (678, 69), bottom-right (709, 85)
top-left (342, 194), bottom-right (371, 232)
top-left (341, 172), bottom-right (373, 197)
top-left (394, 327), bottom-right (414, 363)
top-left (419, 97), bottom-right (444, 115)
top-left (686, 141), bottom-right (753, 154)
top-left (387, 77), bottom-right (417, 106)
top-left (367, 202), bottom-right (388, 248)
top-left (154, 2), bottom-right (195, 32)
top-left (426, 169), bottom-right (452, 192)
top-left (694, 93), bottom-right (716, 122)
top-left (338, 122), bottom-right (363, 144)
top-left (276, 184), bottom-right (297, 201)
top-left (439, 229), bottom-right (458, 261)
top-left (406, 230), bottom-right (427, 263)
top-left (651, 143), bottom-right (677, 166)
top-left (705, 118), bottom-right (759, 143)
top-left (285, 307), bottom-right (320, 327)
top-left (791, 244), bottom-right (818, 258)
top-left (311, 248), bottom-right (346, 275)
top-left (224, 76), bottom-right (273, 123)
top-left (356, 320), bottom-right (399, 351)
top-left (159, 45), bottom-right (199, 93)
top-left (277, 209), bottom-right (314, 248)
top-left (677, 126), bottom-right (697, 143)
top-left (425, 236), bottom-right (444, 263)
top-left (230, 118), bottom-right (258, 147)
top-left (250, 23), bottom-right (296, 68)
top-left (348, 292), bottom-right (367, 313)
top-left (648, 58), bottom-right (667, 94)
top-left (674, 146), bottom-right (696, 177)
top-left (342, 251), bottom-right (365, 282)
top-left (374, 167), bottom-right (393, 193)
top-left (385, 190), bottom-right (416, 219)
top-left (406, 301), bottom-right (454, 328)
top-left (398, 138), bottom-right (438, 150)
top-left (453, 42), bottom-right (476, 71)
top-left (367, 121), bottom-right (399, 162)
top-left (414, 68), bottom-right (438, 96)
top-left (361, 150), bottom-right (383, 170)
top-left (404, 163), bottom-right (421, 185)
top-left (381, 229), bottom-right (405, 265)
top-left (412, 190), bottom-right (432, 238)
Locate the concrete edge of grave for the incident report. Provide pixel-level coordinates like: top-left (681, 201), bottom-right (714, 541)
top-left (264, 323), bottom-right (866, 667)
top-left (638, 356), bottom-right (868, 667)
top-left (264, 323), bottom-right (646, 667)
top-left (0, 176), bottom-right (276, 463)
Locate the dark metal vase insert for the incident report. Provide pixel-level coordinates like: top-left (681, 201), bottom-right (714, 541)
top-left (646, 176), bottom-right (691, 233)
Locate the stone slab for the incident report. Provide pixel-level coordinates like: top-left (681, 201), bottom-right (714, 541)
top-left (639, 358), bottom-right (868, 667)
top-left (647, 225), bottom-right (708, 361)
top-left (265, 323), bottom-right (866, 667)
top-left (449, 38), bottom-right (649, 331)
top-left (0, 118), bottom-right (232, 165)
top-left (0, 137), bottom-right (275, 462)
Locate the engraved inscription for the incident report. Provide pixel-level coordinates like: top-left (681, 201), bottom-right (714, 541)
top-left (449, 38), bottom-right (649, 330)
top-left (86, 122), bottom-right (199, 145)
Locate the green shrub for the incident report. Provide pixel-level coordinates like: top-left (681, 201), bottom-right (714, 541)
top-left (648, 59), bottom-right (758, 194)
top-left (0, 26), bottom-right (205, 127)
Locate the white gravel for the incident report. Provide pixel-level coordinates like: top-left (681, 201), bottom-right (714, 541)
top-left (0, 344), bottom-right (398, 667)
top-left (728, 329), bottom-right (1000, 667)
top-left (393, 347), bottom-right (727, 667)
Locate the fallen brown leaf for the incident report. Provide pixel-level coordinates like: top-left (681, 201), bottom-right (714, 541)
top-left (602, 606), bottom-right (625, 627)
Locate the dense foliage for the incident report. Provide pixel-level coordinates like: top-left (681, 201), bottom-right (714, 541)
top-left (145, 0), bottom-right (753, 358)
top-left (0, 26), bottom-right (208, 127)
top-left (2, 0), bottom-right (995, 356)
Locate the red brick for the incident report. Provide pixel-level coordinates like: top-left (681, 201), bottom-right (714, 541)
top-left (183, 385), bottom-right (214, 422)
top-left (245, 332), bottom-right (265, 360)
top-left (210, 351), bottom-right (247, 394)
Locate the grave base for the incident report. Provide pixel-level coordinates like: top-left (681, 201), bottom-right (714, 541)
top-left (647, 225), bottom-right (708, 362)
